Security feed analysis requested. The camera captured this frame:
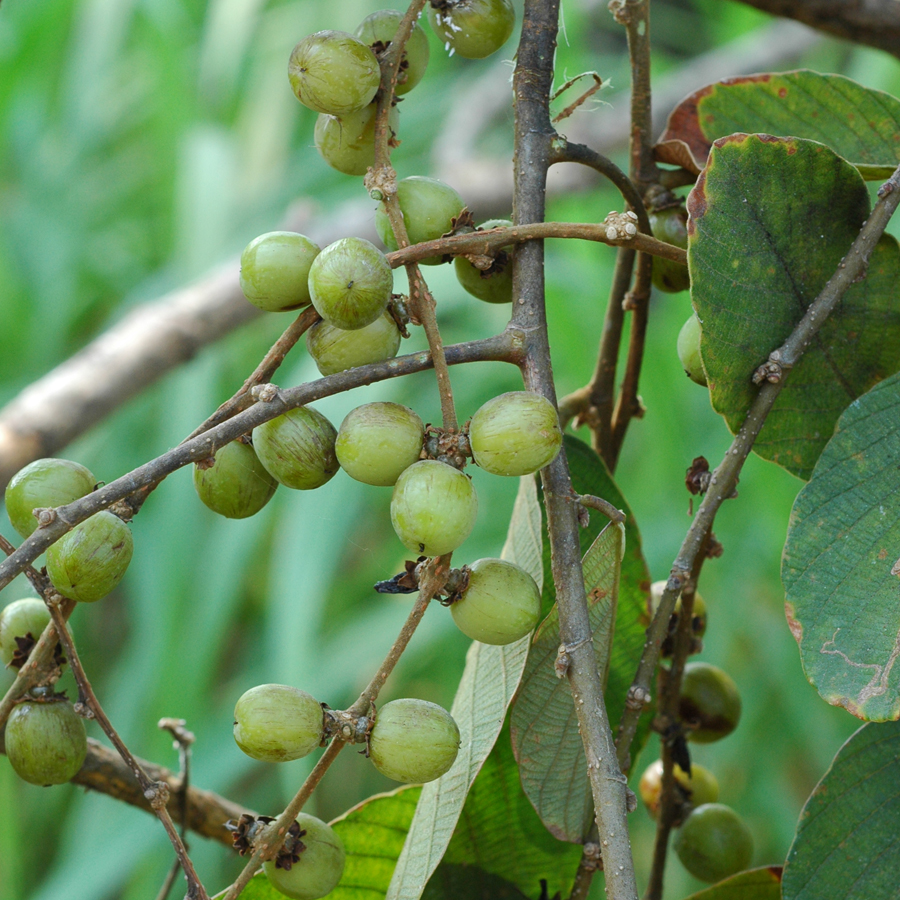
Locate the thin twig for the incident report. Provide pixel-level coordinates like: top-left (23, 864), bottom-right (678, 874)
top-left (616, 160), bottom-right (900, 765)
top-left (155, 719), bottom-right (196, 900)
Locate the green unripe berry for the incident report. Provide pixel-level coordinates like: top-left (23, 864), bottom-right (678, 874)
top-left (263, 813), bottom-right (346, 900)
top-left (240, 232), bottom-right (321, 312)
top-left (46, 511), bottom-right (134, 603)
top-left (468, 391), bottom-right (562, 476)
top-left (451, 558), bottom-right (541, 645)
top-left (0, 598), bottom-right (51, 667)
top-left (428, 0), bottom-right (516, 59)
top-left (638, 759), bottom-right (720, 820)
top-left (355, 10), bottom-right (430, 96)
top-left (375, 176), bottom-right (465, 265)
top-left (453, 218), bottom-right (514, 303)
top-left (335, 403), bottom-right (424, 487)
top-left (5, 458), bottom-right (96, 539)
top-left (677, 314), bottom-right (707, 386)
top-left (314, 103), bottom-right (400, 177)
top-left (679, 662), bottom-right (742, 743)
top-left (306, 312), bottom-right (401, 377)
top-left (233, 684), bottom-right (324, 763)
top-left (288, 31), bottom-right (380, 116)
top-left (673, 803), bottom-right (754, 883)
top-left (368, 698), bottom-right (460, 783)
top-left (650, 205), bottom-right (691, 293)
top-left (192, 441), bottom-right (277, 519)
top-left (254, 406), bottom-right (339, 491)
top-left (649, 580), bottom-right (707, 657)
top-left (308, 237), bottom-right (394, 330)
top-left (6, 694), bottom-right (87, 786)
top-left (390, 460), bottom-right (478, 556)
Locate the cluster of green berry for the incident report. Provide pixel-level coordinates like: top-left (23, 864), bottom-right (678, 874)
top-left (640, 581), bottom-right (752, 884)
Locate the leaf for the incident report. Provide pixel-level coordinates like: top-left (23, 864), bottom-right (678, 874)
top-left (385, 476), bottom-right (542, 900)
top-left (510, 522), bottom-right (624, 841)
top-left (656, 70), bottom-right (900, 175)
top-left (782, 720), bottom-right (900, 900)
top-left (436, 730), bottom-right (583, 898)
top-left (782, 371), bottom-right (900, 721)
top-left (423, 866), bottom-right (531, 900)
top-left (682, 867), bottom-right (783, 900)
top-left (539, 437), bottom-right (652, 759)
top-left (688, 134), bottom-right (900, 480)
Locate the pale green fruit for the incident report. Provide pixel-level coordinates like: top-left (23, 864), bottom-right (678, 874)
top-left (390, 460), bottom-right (477, 556)
top-left (288, 31), bottom-right (380, 116)
top-left (308, 237), bottom-right (393, 330)
top-left (368, 698), bottom-right (460, 783)
top-left (677, 314), bottom-right (707, 386)
top-left (468, 391), bottom-right (562, 476)
top-left (453, 218), bottom-right (513, 303)
top-left (253, 407), bottom-right (339, 491)
top-left (5, 458), bottom-right (96, 539)
top-left (428, 0), bottom-right (515, 59)
top-left (335, 403), bottom-right (424, 486)
top-left (314, 102), bottom-right (399, 177)
top-left (679, 662), bottom-right (742, 743)
top-left (451, 558), bottom-right (541, 645)
top-left (306, 312), bottom-right (401, 377)
top-left (192, 441), bottom-right (277, 519)
top-left (263, 813), bottom-right (346, 900)
top-left (0, 598), bottom-right (51, 666)
top-left (375, 176), bottom-right (465, 265)
top-left (673, 803), bottom-right (753, 883)
top-left (233, 684), bottom-right (324, 763)
top-left (239, 232), bottom-right (321, 312)
top-left (638, 759), bottom-right (720, 820)
top-left (46, 511), bottom-right (134, 603)
top-left (649, 579), bottom-right (707, 658)
top-left (650, 206), bottom-right (691, 293)
top-left (6, 695), bottom-right (87, 786)
top-left (355, 9), bottom-right (430, 95)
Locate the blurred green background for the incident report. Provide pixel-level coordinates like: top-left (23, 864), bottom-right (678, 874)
top-left (1, 1), bottom-right (898, 898)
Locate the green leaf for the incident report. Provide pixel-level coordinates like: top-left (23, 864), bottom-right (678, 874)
top-left (688, 134), bottom-right (900, 480)
top-left (385, 476), bottom-right (542, 900)
top-left (437, 730), bottom-right (583, 898)
top-left (539, 437), bottom-right (652, 760)
top-left (657, 70), bottom-right (900, 175)
top-left (423, 866), bottom-right (531, 900)
top-left (783, 720), bottom-right (900, 900)
top-left (782, 371), bottom-right (900, 720)
top-left (682, 867), bottom-right (783, 900)
top-left (510, 522), bottom-right (624, 841)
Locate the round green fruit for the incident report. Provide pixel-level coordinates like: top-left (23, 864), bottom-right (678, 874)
top-left (375, 176), bottom-right (465, 265)
top-left (454, 218), bottom-right (514, 303)
top-left (355, 9), bottom-right (430, 95)
top-left (649, 579), bottom-right (707, 657)
top-left (263, 813), bottom-right (345, 900)
top-left (650, 205), bottom-right (690, 293)
top-left (308, 237), bottom-right (393, 330)
top-left (314, 102), bottom-right (399, 177)
top-left (468, 391), bottom-right (562, 476)
top-left (368, 698), bottom-right (460, 783)
top-left (306, 312), bottom-right (401, 376)
top-left (451, 558), bottom-right (541, 645)
top-left (5, 694), bottom-right (87, 786)
top-left (240, 232), bottom-right (321, 312)
top-left (192, 440), bottom-right (277, 519)
top-left (0, 598), bottom-right (51, 667)
top-left (335, 403), bottom-right (424, 487)
top-left (288, 31), bottom-right (380, 116)
top-left (233, 684), bottom-right (324, 763)
top-left (46, 511), bottom-right (134, 603)
top-left (253, 406), bottom-right (339, 491)
top-left (673, 803), bottom-right (753, 883)
top-left (638, 759), bottom-right (720, 820)
top-left (677, 314), bottom-right (707, 386)
top-left (390, 460), bottom-right (478, 556)
top-left (428, 0), bottom-right (515, 59)
top-left (5, 458), bottom-right (96, 539)
top-left (679, 662), bottom-right (742, 743)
